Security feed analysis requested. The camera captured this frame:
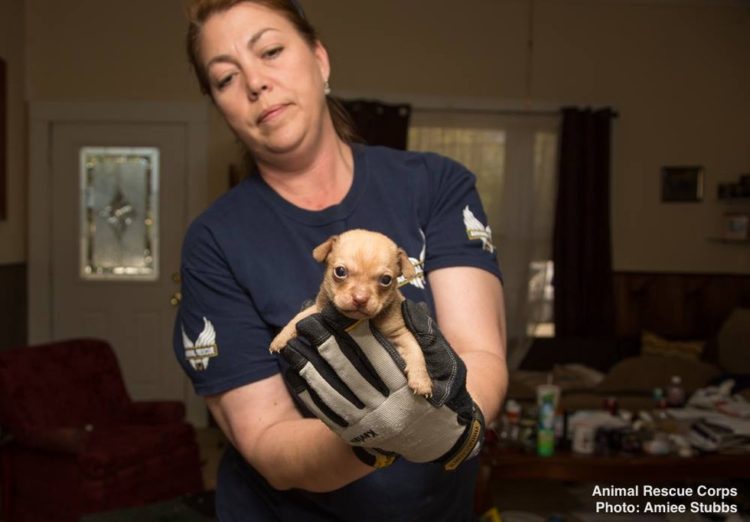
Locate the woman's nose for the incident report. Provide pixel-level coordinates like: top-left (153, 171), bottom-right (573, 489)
top-left (243, 69), bottom-right (269, 100)
top-left (246, 82), bottom-right (268, 101)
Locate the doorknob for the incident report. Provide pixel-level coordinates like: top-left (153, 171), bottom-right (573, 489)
top-left (170, 272), bottom-right (182, 306)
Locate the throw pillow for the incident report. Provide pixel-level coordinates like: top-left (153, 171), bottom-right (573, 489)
top-left (641, 330), bottom-right (704, 360)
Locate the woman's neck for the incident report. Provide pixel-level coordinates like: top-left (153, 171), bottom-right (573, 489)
top-left (257, 132), bottom-right (354, 212)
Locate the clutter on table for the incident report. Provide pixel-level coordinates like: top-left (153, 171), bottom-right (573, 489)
top-left (487, 375), bottom-right (750, 458)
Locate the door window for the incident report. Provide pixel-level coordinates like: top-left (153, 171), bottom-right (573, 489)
top-left (79, 147), bottom-right (160, 280)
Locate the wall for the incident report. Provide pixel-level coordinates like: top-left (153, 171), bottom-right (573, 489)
top-left (5, 0), bottom-right (750, 278)
top-left (0, 0), bottom-right (25, 264)
top-left (530, 0), bottom-right (750, 273)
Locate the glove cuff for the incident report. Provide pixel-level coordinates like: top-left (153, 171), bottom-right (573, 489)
top-left (441, 403), bottom-right (485, 471)
top-left (352, 446), bottom-right (398, 469)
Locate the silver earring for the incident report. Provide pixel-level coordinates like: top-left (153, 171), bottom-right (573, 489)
top-left (324, 80), bottom-right (331, 96)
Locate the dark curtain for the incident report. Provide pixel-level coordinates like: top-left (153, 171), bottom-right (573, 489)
top-left (339, 99), bottom-right (412, 150)
top-left (553, 107), bottom-right (616, 338)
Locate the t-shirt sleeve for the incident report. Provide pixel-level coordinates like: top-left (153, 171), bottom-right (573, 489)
top-left (173, 221), bottom-right (279, 396)
top-left (420, 153), bottom-right (503, 281)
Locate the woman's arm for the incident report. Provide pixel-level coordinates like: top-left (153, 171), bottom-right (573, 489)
top-left (427, 266), bottom-right (508, 424)
top-left (206, 374), bottom-right (373, 492)
top-left (206, 266), bottom-right (505, 492)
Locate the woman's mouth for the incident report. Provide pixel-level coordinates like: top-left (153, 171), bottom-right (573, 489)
top-left (257, 104), bottom-right (288, 125)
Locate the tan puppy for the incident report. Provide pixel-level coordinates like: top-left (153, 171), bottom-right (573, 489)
top-left (269, 229), bottom-right (433, 397)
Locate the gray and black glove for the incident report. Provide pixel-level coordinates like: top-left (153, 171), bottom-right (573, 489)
top-left (280, 299), bottom-right (484, 471)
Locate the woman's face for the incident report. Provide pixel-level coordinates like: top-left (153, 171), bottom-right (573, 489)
top-left (199, 2), bottom-right (331, 159)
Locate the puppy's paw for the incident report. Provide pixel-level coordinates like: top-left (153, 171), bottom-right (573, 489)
top-left (406, 370), bottom-right (433, 398)
top-left (269, 334), bottom-right (288, 353)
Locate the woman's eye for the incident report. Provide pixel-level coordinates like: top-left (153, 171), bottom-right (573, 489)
top-left (379, 275), bottom-right (393, 286)
top-left (263, 46), bottom-right (283, 59)
top-left (334, 266), bottom-right (348, 279)
top-left (216, 74), bottom-right (235, 90)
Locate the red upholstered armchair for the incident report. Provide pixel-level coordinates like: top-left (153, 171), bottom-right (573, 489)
top-left (0, 338), bottom-right (204, 522)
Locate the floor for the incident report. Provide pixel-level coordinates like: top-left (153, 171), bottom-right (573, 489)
top-left (195, 427), bottom-right (750, 522)
top-left (4, 429), bottom-right (744, 521)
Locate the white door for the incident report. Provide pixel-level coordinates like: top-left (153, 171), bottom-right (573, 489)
top-left (49, 121), bottom-right (192, 413)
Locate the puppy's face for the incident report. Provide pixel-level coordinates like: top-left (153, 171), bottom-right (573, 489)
top-left (313, 230), bottom-right (416, 320)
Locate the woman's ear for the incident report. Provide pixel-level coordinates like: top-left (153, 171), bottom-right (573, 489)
top-left (313, 40), bottom-right (331, 88)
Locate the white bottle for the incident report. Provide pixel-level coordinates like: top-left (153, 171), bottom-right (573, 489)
top-left (666, 375), bottom-right (685, 407)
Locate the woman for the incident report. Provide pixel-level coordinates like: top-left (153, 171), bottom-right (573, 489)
top-left (174, 1), bottom-right (508, 520)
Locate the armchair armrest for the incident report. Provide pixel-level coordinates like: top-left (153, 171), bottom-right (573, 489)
top-left (14, 426), bottom-right (90, 454)
top-left (122, 401), bottom-right (185, 424)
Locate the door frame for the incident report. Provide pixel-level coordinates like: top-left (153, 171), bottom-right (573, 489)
top-left (28, 101), bottom-right (209, 425)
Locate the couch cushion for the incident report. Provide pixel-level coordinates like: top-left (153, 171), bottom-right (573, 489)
top-left (718, 308), bottom-right (750, 373)
top-left (519, 336), bottom-right (640, 373)
top-left (596, 354), bottom-right (721, 395)
top-left (79, 422), bottom-right (197, 479)
top-left (641, 330), bottom-right (704, 360)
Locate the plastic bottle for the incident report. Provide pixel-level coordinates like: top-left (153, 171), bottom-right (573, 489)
top-left (666, 376), bottom-right (686, 407)
top-left (536, 377), bottom-right (560, 457)
top-left (652, 387), bottom-right (667, 410)
top-left (497, 400), bottom-right (521, 451)
top-left (505, 399), bottom-right (521, 444)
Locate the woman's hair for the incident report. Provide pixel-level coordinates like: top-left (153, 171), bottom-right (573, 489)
top-left (186, 0), bottom-right (357, 143)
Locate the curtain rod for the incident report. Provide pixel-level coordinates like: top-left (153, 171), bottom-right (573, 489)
top-left (337, 93), bottom-right (618, 118)
top-left (411, 106), bottom-right (619, 118)
top-left (412, 106), bottom-right (560, 117)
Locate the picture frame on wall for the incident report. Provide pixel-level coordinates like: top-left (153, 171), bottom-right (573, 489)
top-left (723, 212), bottom-right (750, 241)
top-left (0, 57), bottom-right (6, 221)
top-left (661, 166), bottom-right (704, 203)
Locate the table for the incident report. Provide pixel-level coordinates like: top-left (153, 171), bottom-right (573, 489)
top-left (482, 448), bottom-right (750, 482)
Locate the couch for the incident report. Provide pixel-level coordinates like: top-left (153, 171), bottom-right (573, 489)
top-left (0, 338), bottom-right (204, 522)
top-left (508, 307), bottom-right (750, 412)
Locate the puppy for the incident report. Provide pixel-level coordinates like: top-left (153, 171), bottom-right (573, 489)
top-left (269, 229), bottom-right (433, 397)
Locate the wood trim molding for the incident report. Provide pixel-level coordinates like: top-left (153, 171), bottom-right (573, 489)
top-left (28, 101), bottom-right (209, 342)
top-left (28, 101), bottom-right (209, 426)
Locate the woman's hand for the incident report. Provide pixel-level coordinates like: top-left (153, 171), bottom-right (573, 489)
top-left (278, 300), bottom-right (484, 470)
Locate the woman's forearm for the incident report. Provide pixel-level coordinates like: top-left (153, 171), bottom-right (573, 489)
top-left (249, 417), bottom-right (373, 492)
top-left (207, 378), bottom-right (373, 493)
top-left (462, 350), bottom-right (508, 425)
top-left (427, 267), bottom-right (508, 425)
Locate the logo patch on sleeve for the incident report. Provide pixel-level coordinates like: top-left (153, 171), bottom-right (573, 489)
top-left (182, 317), bottom-right (219, 371)
top-left (398, 228), bottom-right (427, 289)
top-left (463, 205), bottom-right (495, 253)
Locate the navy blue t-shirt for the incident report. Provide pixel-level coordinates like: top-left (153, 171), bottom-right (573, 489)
top-left (174, 144), bottom-right (502, 521)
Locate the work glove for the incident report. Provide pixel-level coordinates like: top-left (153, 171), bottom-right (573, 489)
top-left (279, 299), bottom-right (484, 471)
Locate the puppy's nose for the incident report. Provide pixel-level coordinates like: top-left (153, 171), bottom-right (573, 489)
top-left (351, 292), bottom-right (370, 307)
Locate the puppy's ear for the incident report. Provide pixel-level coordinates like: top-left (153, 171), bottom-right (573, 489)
top-left (397, 248), bottom-right (417, 280)
top-left (313, 235), bottom-right (338, 263)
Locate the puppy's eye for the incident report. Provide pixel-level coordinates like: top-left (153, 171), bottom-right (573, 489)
top-left (334, 266), bottom-right (348, 279)
top-left (379, 274), bottom-right (393, 287)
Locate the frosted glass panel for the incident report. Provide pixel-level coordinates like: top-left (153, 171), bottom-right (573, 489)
top-left (80, 147), bottom-right (159, 280)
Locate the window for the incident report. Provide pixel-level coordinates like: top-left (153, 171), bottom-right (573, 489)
top-left (408, 109), bottom-right (559, 364)
top-left (79, 147), bottom-right (160, 280)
